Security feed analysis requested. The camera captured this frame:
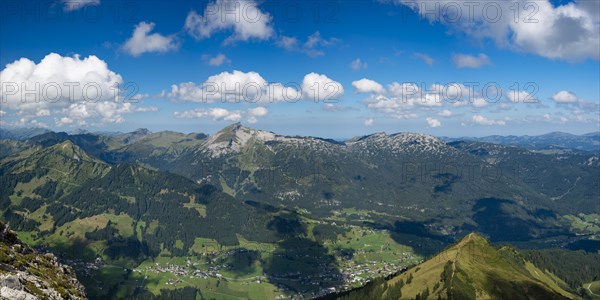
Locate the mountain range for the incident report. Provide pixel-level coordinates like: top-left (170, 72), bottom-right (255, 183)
top-left (1, 124), bottom-right (599, 299)
top-left (442, 131), bottom-right (600, 152)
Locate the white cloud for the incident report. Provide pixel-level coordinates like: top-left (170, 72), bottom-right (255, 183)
top-left (543, 113), bottom-right (552, 121)
top-left (61, 102), bottom-right (158, 124)
top-left (174, 108), bottom-right (239, 121)
top-left (352, 78), bottom-right (385, 94)
top-left (471, 97), bottom-right (489, 108)
top-left (472, 114), bottom-right (506, 126)
top-left (391, 0), bottom-right (600, 61)
top-left (277, 32), bottom-right (341, 57)
top-left (551, 90), bottom-right (578, 103)
top-left (301, 73), bottom-right (344, 101)
top-left (412, 52), bottom-right (434, 65)
top-left (0, 53), bottom-right (123, 111)
top-left (247, 106), bottom-right (268, 117)
top-left (426, 117), bottom-right (441, 128)
top-left (507, 90), bottom-right (536, 103)
top-left (166, 70), bottom-right (307, 103)
top-left (364, 118), bottom-right (374, 126)
top-left (351, 58), bottom-right (368, 70)
top-left (452, 53), bottom-right (492, 68)
top-left (56, 117), bottom-right (74, 126)
top-left (174, 106), bottom-right (268, 123)
top-left (438, 109), bottom-right (453, 117)
top-left (277, 36), bottom-right (299, 50)
top-left (356, 80), bottom-right (515, 119)
top-left (123, 22), bottom-right (180, 57)
top-left (184, 0), bottom-right (273, 44)
top-left (36, 109), bottom-right (51, 117)
top-left (203, 53), bottom-right (231, 66)
top-left (0, 53), bottom-right (157, 125)
top-left (246, 107), bottom-right (268, 123)
top-left (62, 0), bottom-right (100, 11)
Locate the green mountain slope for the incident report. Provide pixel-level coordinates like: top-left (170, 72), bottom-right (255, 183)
top-left (1, 142), bottom-right (369, 298)
top-left (93, 124), bottom-right (599, 248)
top-left (329, 233), bottom-right (578, 300)
top-left (15, 124), bottom-right (600, 252)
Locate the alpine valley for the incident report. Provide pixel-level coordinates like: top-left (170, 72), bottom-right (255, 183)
top-left (1, 124), bottom-right (599, 299)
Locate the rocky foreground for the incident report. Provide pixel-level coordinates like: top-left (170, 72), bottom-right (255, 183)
top-left (0, 222), bottom-right (86, 300)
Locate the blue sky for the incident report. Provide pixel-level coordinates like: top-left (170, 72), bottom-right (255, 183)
top-left (0, 0), bottom-right (598, 138)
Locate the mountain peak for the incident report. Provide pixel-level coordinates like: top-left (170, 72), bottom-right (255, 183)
top-left (133, 128), bottom-right (152, 135)
top-left (117, 128), bottom-right (152, 144)
top-left (49, 140), bottom-right (87, 160)
top-left (455, 232), bottom-right (489, 249)
top-left (357, 231), bottom-right (576, 300)
top-left (206, 123), bottom-right (277, 157)
top-left (347, 131), bottom-right (451, 156)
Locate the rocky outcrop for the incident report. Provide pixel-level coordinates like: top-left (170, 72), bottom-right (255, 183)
top-left (0, 222), bottom-right (86, 300)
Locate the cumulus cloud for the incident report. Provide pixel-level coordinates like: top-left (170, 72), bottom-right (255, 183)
top-left (426, 117), bottom-right (441, 127)
top-left (364, 118), bottom-right (374, 126)
top-left (174, 108), bottom-right (240, 121)
top-left (472, 114), bottom-right (506, 126)
top-left (355, 79), bottom-right (513, 119)
top-left (203, 53), bottom-right (231, 66)
top-left (352, 78), bottom-right (385, 94)
top-left (452, 53), bottom-right (492, 68)
top-left (471, 97), bottom-right (489, 108)
top-left (62, 0), bottom-right (100, 11)
top-left (123, 22), bottom-right (180, 57)
top-left (247, 106), bottom-right (268, 117)
top-left (359, 82), bottom-right (439, 118)
top-left (184, 0), bottom-right (273, 44)
top-left (56, 117), bottom-right (74, 126)
top-left (59, 102), bottom-right (158, 125)
top-left (507, 90), bottom-right (536, 103)
top-left (166, 70), bottom-right (343, 103)
top-left (35, 109), bottom-right (50, 117)
top-left (276, 32), bottom-right (341, 57)
top-left (412, 53), bottom-right (434, 65)
top-left (166, 70), bottom-right (295, 103)
top-left (301, 73), bottom-right (344, 101)
top-left (0, 53), bottom-right (122, 111)
top-left (390, 0), bottom-right (600, 61)
top-left (351, 58), bottom-right (368, 70)
top-left (438, 109), bottom-right (453, 117)
top-left (551, 90), bottom-right (578, 103)
top-left (246, 106), bottom-right (268, 123)
top-left (548, 90), bottom-right (599, 117)
top-left (174, 106), bottom-right (268, 123)
top-left (0, 53), bottom-right (156, 126)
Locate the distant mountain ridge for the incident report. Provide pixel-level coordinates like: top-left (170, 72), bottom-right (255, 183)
top-left (443, 131), bottom-right (600, 152)
top-left (3, 123), bottom-right (599, 241)
top-left (3, 125), bottom-right (598, 152)
top-left (0, 127), bottom-right (51, 140)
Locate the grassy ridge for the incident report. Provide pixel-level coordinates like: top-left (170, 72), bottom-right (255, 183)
top-left (331, 233), bottom-right (579, 300)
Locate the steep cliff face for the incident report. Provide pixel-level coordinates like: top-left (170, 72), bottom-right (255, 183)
top-left (0, 222), bottom-right (86, 300)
